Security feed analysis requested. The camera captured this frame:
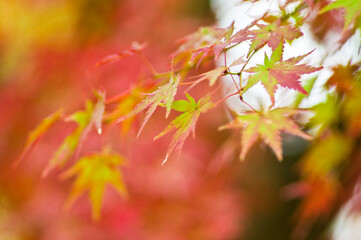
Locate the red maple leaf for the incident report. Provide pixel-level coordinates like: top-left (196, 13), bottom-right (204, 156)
top-left (244, 41), bottom-right (323, 105)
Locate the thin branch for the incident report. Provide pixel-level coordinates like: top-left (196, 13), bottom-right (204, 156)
top-left (224, 42), bottom-right (243, 52)
top-left (104, 78), bottom-right (155, 104)
top-left (240, 50), bottom-right (256, 74)
top-left (216, 90), bottom-right (256, 112)
top-left (224, 51), bottom-right (240, 92)
top-left (225, 71), bottom-right (240, 75)
top-left (104, 89), bottom-right (132, 104)
top-left (215, 90), bottom-right (240, 105)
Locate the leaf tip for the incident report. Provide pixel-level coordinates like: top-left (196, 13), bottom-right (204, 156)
top-left (239, 150), bottom-right (247, 161)
top-left (161, 155), bottom-right (169, 165)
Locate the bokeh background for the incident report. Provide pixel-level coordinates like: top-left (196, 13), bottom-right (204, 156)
top-left (0, 1), bottom-right (247, 239)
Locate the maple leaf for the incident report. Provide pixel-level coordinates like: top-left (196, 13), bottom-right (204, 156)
top-left (43, 92), bottom-right (106, 177)
top-left (287, 176), bottom-right (339, 221)
top-left (292, 76), bottom-right (317, 108)
top-left (154, 93), bottom-right (214, 164)
top-left (344, 83), bottom-right (361, 137)
top-left (320, 0), bottom-right (361, 29)
top-left (301, 133), bottom-right (351, 177)
top-left (91, 42), bottom-right (148, 70)
top-left (326, 63), bottom-right (360, 93)
top-left (24, 109), bottom-right (63, 148)
top-left (292, 133), bottom-right (351, 221)
top-left (92, 91), bottom-right (106, 135)
top-left (60, 148), bottom-right (127, 221)
top-left (15, 109), bottom-right (63, 167)
top-left (103, 87), bottom-right (148, 136)
top-left (190, 21), bottom-right (255, 64)
top-left (175, 26), bottom-right (224, 65)
top-left (118, 73), bottom-right (180, 137)
top-left (176, 26), bottom-right (223, 54)
top-left (176, 21), bottom-right (253, 67)
top-left (244, 41), bottom-right (322, 105)
top-left (285, 0), bottom-right (314, 8)
top-left (190, 66), bottom-right (227, 89)
top-left (248, 17), bottom-right (303, 56)
top-left (219, 108), bottom-right (311, 161)
top-left (188, 22), bottom-right (237, 65)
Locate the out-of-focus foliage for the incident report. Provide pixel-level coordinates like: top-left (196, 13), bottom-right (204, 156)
top-left (60, 148), bottom-right (127, 221)
top-left (0, 0), bottom-right (245, 239)
top-left (43, 93), bottom-right (105, 177)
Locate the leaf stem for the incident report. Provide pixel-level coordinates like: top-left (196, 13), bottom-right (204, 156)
top-left (104, 78), bottom-right (155, 104)
top-left (236, 50), bottom-right (257, 90)
top-left (241, 98), bottom-right (256, 112)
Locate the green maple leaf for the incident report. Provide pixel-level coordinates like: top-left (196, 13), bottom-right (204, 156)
top-left (119, 73), bottom-right (180, 137)
top-left (244, 41), bottom-right (322, 105)
top-left (43, 92), bottom-right (106, 177)
top-left (154, 93), bottom-right (214, 164)
top-left (248, 18), bottom-right (303, 56)
top-left (60, 148), bottom-right (127, 221)
top-left (219, 108), bottom-right (311, 161)
top-left (320, 0), bottom-right (361, 29)
top-left (302, 133), bottom-right (351, 177)
top-left (309, 95), bottom-right (339, 134)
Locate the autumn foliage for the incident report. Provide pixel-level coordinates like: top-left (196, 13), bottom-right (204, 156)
top-left (1, 0), bottom-right (361, 239)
